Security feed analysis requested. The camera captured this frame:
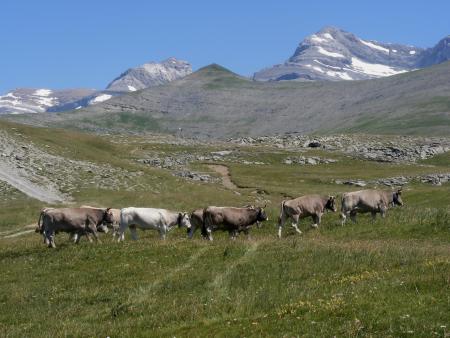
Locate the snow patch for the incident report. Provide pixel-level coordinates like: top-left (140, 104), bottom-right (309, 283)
top-left (360, 39), bottom-right (389, 53)
top-left (34, 89), bottom-right (52, 96)
top-left (90, 94), bottom-right (112, 104)
top-left (312, 66), bottom-right (324, 73)
top-left (310, 35), bottom-right (327, 43)
top-left (350, 57), bottom-right (407, 77)
top-left (314, 59), bottom-right (342, 70)
top-left (409, 50), bottom-right (416, 55)
top-left (392, 49), bottom-right (397, 53)
top-left (310, 33), bottom-right (333, 43)
top-left (127, 85), bottom-right (137, 91)
top-left (316, 46), bottom-right (345, 58)
top-left (35, 97), bottom-right (56, 107)
top-left (325, 70), bottom-right (353, 80)
top-left (75, 106), bottom-right (82, 110)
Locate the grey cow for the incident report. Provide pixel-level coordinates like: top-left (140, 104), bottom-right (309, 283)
top-left (41, 207), bottom-right (114, 248)
top-left (340, 189), bottom-right (403, 225)
top-left (278, 195), bottom-right (337, 238)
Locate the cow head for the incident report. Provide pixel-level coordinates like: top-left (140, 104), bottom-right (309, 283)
top-left (325, 196), bottom-right (337, 212)
top-left (177, 212), bottom-right (192, 229)
top-left (98, 208), bottom-right (114, 233)
top-left (392, 189), bottom-right (403, 206)
top-left (256, 204), bottom-right (269, 224)
top-left (103, 208), bottom-right (115, 224)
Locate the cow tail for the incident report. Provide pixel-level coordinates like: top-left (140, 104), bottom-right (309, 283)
top-left (278, 200), bottom-right (286, 225)
top-left (119, 209), bottom-right (125, 233)
top-left (340, 194), bottom-right (347, 218)
top-left (36, 210), bottom-right (44, 233)
top-left (201, 209), bottom-right (209, 238)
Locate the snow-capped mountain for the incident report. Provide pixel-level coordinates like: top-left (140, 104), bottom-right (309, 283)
top-left (106, 57), bottom-right (192, 92)
top-left (0, 88), bottom-right (96, 115)
top-left (253, 27), bottom-right (449, 81)
top-left (0, 57), bottom-right (192, 115)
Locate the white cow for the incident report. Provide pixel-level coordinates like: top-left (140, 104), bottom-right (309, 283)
top-left (117, 207), bottom-right (191, 241)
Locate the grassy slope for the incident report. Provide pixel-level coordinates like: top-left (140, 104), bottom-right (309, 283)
top-left (0, 123), bottom-right (449, 337)
top-left (7, 62), bottom-right (450, 138)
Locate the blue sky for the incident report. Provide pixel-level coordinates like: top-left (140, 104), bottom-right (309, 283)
top-left (1, 0), bottom-right (449, 93)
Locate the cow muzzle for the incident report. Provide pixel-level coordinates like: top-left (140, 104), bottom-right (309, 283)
top-left (97, 224), bottom-right (109, 233)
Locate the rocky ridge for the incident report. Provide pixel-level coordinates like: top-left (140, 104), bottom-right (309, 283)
top-left (230, 134), bottom-right (450, 163)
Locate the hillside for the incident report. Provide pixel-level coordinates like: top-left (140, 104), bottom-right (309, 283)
top-left (8, 61), bottom-right (450, 138)
top-left (0, 120), bottom-right (449, 336)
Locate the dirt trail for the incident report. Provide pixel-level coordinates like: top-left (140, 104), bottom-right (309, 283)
top-left (208, 164), bottom-right (238, 190)
top-left (2, 230), bottom-right (35, 239)
top-left (0, 163), bottom-right (65, 203)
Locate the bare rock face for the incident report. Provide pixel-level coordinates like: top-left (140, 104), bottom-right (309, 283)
top-left (254, 26), bottom-right (450, 82)
top-left (106, 57), bottom-right (192, 92)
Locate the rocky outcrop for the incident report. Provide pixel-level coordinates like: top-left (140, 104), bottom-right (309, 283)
top-left (230, 135), bottom-right (450, 163)
top-left (335, 174), bottom-right (450, 187)
top-left (284, 156), bottom-right (337, 165)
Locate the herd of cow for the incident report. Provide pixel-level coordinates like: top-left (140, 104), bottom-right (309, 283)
top-left (35, 188), bottom-right (404, 248)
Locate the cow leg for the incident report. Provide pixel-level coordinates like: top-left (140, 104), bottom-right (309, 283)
top-left (71, 232), bottom-right (79, 243)
top-left (340, 211), bottom-right (348, 226)
top-left (42, 231), bottom-right (49, 245)
top-left (87, 224), bottom-right (101, 244)
top-left (291, 215), bottom-right (302, 235)
top-left (117, 224), bottom-right (128, 242)
top-left (45, 230), bottom-right (56, 248)
top-left (75, 231), bottom-right (83, 244)
top-left (350, 210), bottom-right (357, 223)
top-left (311, 214), bottom-right (321, 229)
top-left (187, 225), bottom-right (195, 239)
top-left (130, 225), bottom-right (139, 241)
top-left (159, 227), bottom-right (167, 240)
top-left (380, 205), bottom-right (387, 218)
top-left (278, 211), bottom-right (288, 238)
top-left (228, 229), bottom-right (236, 240)
top-left (206, 227), bottom-right (213, 241)
top-left (371, 211), bottom-right (377, 221)
top-left (243, 228), bottom-right (251, 240)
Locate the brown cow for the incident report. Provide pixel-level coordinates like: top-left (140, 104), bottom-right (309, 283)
top-left (188, 208), bottom-right (204, 239)
top-left (340, 189), bottom-right (403, 225)
top-left (42, 207), bottom-right (114, 248)
top-left (80, 205), bottom-right (121, 236)
top-left (278, 195), bottom-right (337, 238)
top-left (202, 205), bottom-right (268, 241)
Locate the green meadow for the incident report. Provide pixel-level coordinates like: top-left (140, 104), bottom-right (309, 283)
top-left (0, 121), bottom-right (449, 337)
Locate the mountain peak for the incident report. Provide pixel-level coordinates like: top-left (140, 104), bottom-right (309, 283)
top-left (317, 25), bottom-right (344, 34)
top-left (106, 57), bottom-right (192, 92)
top-left (254, 27), bottom-right (440, 82)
